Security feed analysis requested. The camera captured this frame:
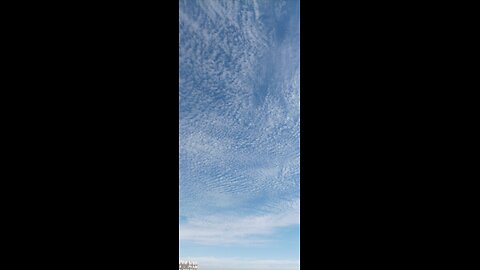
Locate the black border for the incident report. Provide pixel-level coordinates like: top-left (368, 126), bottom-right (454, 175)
top-left (23, 1), bottom-right (180, 268)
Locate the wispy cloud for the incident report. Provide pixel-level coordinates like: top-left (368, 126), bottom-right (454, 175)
top-left (184, 256), bottom-right (299, 270)
top-left (180, 0), bottom-right (299, 203)
top-left (180, 199), bottom-right (299, 245)
top-left (179, 0), bottom-right (300, 256)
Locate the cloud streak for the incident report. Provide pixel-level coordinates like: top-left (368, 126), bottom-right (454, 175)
top-left (183, 256), bottom-right (299, 270)
top-left (180, 199), bottom-right (299, 245)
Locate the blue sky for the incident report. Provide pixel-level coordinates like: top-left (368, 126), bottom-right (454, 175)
top-left (180, 1), bottom-right (299, 269)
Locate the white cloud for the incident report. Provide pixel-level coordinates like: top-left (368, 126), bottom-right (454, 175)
top-left (179, 0), bottom-right (300, 248)
top-left (184, 256), bottom-right (299, 270)
top-left (180, 199), bottom-right (299, 245)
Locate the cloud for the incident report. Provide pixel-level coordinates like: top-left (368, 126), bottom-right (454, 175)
top-left (180, 199), bottom-right (299, 245)
top-left (179, 0), bottom-right (300, 250)
top-left (183, 256), bottom-right (299, 270)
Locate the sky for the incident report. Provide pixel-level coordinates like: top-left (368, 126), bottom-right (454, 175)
top-left (179, 1), bottom-right (299, 269)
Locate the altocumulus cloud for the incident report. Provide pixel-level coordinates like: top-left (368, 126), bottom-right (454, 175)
top-left (179, 0), bottom-right (300, 264)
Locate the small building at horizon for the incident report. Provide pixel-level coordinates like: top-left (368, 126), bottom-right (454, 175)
top-left (179, 260), bottom-right (198, 270)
